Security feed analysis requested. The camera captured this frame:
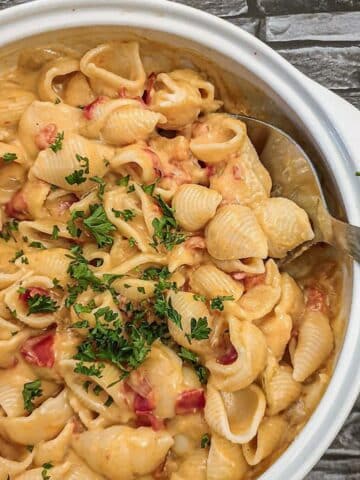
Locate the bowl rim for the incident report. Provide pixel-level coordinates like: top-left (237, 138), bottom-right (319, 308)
top-left (0, 1), bottom-right (359, 479)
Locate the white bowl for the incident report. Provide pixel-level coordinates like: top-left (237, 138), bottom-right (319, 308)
top-left (1, 1), bottom-right (359, 478)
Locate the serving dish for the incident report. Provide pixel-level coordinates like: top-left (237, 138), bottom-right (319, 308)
top-left (0, 1), bottom-right (359, 479)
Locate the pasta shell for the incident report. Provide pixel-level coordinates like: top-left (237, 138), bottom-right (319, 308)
top-left (172, 184), bottom-right (222, 231)
top-left (31, 133), bottom-right (112, 193)
top-left (110, 144), bottom-right (159, 184)
top-left (205, 205), bottom-right (268, 260)
top-left (206, 317), bottom-right (267, 392)
top-left (0, 390), bottom-right (73, 445)
top-left (112, 277), bottom-right (156, 301)
top-left (38, 57), bottom-right (80, 102)
top-left (64, 451), bottom-right (106, 480)
top-left (262, 355), bottom-right (302, 416)
top-left (190, 114), bottom-right (246, 163)
top-left (171, 450), bottom-right (207, 480)
top-left (258, 308), bottom-right (292, 361)
top-left (0, 451), bottom-right (33, 479)
top-left (278, 273), bottom-right (305, 326)
top-left (0, 329), bottom-right (33, 368)
top-left (210, 138), bottom-right (272, 207)
top-left (190, 264), bottom-right (244, 301)
top-left (14, 462), bottom-right (71, 480)
top-left (292, 311), bottom-right (334, 382)
top-left (25, 248), bottom-right (71, 286)
top-left (168, 413), bottom-right (208, 457)
top-left (204, 383), bottom-right (266, 444)
top-left (168, 291), bottom-right (213, 357)
top-left (212, 257), bottom-right (265, 276)
top-left (63, 71), bottom-right (95, 107)
top-left (167, 241), bottom-right (204, 272)
top-left (242, 415), bottom-right (287, 466)
top-left (0, 87), bottom-right (36, 128)
top-left (207, 434), bottom-right (248, 480)
top-left (254, 197), bottom-right (314, 258)
top-left (80, 42), bottom-right (146, 97)
top-left (72, 426), bottom-right (173, 480)
top-left (33, 421), bottom-right (74, 466)
top-left (109, 252), bottom-right (167, 276)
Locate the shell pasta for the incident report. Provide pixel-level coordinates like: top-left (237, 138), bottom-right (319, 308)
top-left (0, 38), bottom-right (342, 480)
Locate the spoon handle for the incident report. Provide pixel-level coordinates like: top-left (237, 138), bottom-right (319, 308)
top-left (330, 217), bottom-right (360, 263)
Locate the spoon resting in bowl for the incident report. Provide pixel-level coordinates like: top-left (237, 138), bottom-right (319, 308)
top-left (232, 114), bottom-right (360, 265)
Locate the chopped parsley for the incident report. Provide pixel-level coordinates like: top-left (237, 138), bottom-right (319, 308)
top-left (116, 175), bottom-right (130, 187)
top-left (67, 210), bottom-right (85, 238)
top-left (141, 183), bottom-right (157, 196)
top-left (83, 204), bottom-right (116, 247)
top-left (185, 317), bottom-right (211, 343)
top-left (41, 462), bottom-right (53, 480)
top-left (193, 294), bottom-right (206, 302)
top-left (178, 347), bottom-right (209, 384)
top-left (65, 154), bottom-right (90, 185)
top-left (9, 249), bottom-right (26, 263)
top-left (49, 131), bottom-right (64, 153)
top-left (141, 266), bottom-right (170, 281)
top-left (137, 286), bottom-right (145, 294)
top-left (128, 237), bottom-right (137, 247)
top-left (127, 184), bottom-right (135, 193)
top-left (22, 379), bottom-right (42, 413)
top-left (74, 362), bottom-right (105, 378)
top-left (27, 294), bottom-right (59, 315)
top-left (0, 219), bottom-right (19, 241)
top-left (104, 396), bottom-right (113, 407)
top-left (71, 320), bottom-right (90, 329)
top-left (151, 195), bottom-right (186, 251)
top-left (111, 208), bottom-right (136, 222)
top-left (90, 176), bottom-right (106, 199)
top-left (210, 295), bottom-right (234, 311)
top-left (201, 433), bottom-right (211, 448)
top-left (29, 241), bottom-right (46, 249)
top-left (2, 152), bottom-right (17, 163)
top-left (82, 380), bottom-right (91, 392)
top-left (51, 225), bottom-right (60, 240)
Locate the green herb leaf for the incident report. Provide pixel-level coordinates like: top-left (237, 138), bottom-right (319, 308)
top-left (73, 361), bottom-right (105, 378)
top-left (49, 131), bottom-right (64, 153)
top-left (9, 249), bottom-right (25, 263)
top-left (141, 183), bottom-right (156, 196)
top-left (83, 204), bottom-right (116, 247)
top-left (178, 347), bottom-right (209, 384)
top-left (90, 176), bottom-right (106, 200)
top-left (41, 462), bottom-right (53, 480)
top-left (128, 237), bottom-right (137, 247)
top-left (186, 317), bottom-right (211, 342)
top-left (210, 295), bottom-right (234, 311)
top-left (29, 241), bottom-right (46, 249)
top-left (66, 210), bottom-right (84, 238)
top-left (22, 379), bottom-right (42, 413)
top-left (51, 225), bottom-right (60, 240)
top-left (2, 152), bottom-right (17, 163)
top-left (201, 433), bottom-right (211, 448)
top-left (151, 195), bottom-right (186, 251)
top-left (27, 294), bottom-right (59, 315)
top-left (116, 175), bottom-right (130, 187)
top-left (75, 154), bottom-right (90, 173)
top-left (0, 219), bottom-right (19, 242)
top-left (193, 294), bottom-right (206, 302)
top-left (111, 208), bottom-right (136, 222)
top-left (65, 169), bottom-right (87, 185)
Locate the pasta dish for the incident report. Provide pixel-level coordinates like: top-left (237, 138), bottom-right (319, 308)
top-left (0, 38), bottom-right (345, 480)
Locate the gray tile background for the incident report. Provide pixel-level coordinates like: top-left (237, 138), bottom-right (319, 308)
top-left (1, 0), bottom-right (360, 478)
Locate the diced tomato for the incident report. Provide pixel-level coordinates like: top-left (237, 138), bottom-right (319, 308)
top-left (126, 372), bottom-right (156, 413)
top-left (35, 123), bottom-right (58, 150)
top-left (217, 343), bottom-right (238, 365)
top-left (175, 389), bottom-right (206, 415)
top-left (5, 191), bottom-right (29, 220)
top-left (232, 164), bottom-right (244, 180)
top-left (244, 273), bottom-right (266, 291)
top-left (83, 96), bottom-right (107, 120)
top-left (185, 236), bottom-right (206, 250)
top-left (20, 331), bottom-right (55, 368)
top-left (134, 393), bottom-right (156, 412)
top-left (19, 287), bottom-right (50, 304)
top-left (306, 286), bottom-right (327, 312)
top-left (231, 272), bottom-right (247, 281)
top-left (136, 412), bottom-right (164, 431)
top-left (142, 72), bottom-right (157, 105)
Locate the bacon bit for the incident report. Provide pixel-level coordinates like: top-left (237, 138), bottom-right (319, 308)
top-left (217, 343), bottom-right (238, 365)
top-left (20, 331), bottom-right (55, 368)
top-left (19, 287), bottom-right (50, 304)
top-left (206, 165), bottom-right (216, 177)
top-left (232, 164), bottom-right (245, 180)
top-left (134, 393), bottom-right (156, 412)
top-left (126, 372), bottom-right (156, 413)
top-left (175, 389), bottom-right (206, 415)
top-left (244, 273), bottom-right (266, 291)
top-left (35, 123), bottom-right (57, 150)
top-left (83, 96), bottom-right (107, 120)
top-left (306, 286), bottom-right (327, 312)
top-left (142, 72), bottom-right (157, 105)
top-left (5, 191), bottom-right (29, 220)
top-left (185, 236), bottom-right (206, 250)
top-left (136, 412), bottom-right (164, 431)
top-left (57, 194), bottom-right (78, 215)
top-left (231, 272), bottom-right (247, 281)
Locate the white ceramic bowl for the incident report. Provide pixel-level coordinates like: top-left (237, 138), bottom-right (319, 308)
top-left (1, 1), bottom-right (359, 478)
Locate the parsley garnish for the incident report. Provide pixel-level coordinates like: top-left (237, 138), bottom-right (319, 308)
top-left (82, 380), bottom-right (91, 392)
top-left (116, 175), bottom-right (130, 187)
top-left (71, 320), bottom-right (90, 329)
top-left (51, 225), bottom-right (60, 240)
top-left (104, 396), bottom-right (113, 407)
top-left (141, 266), bottom-right (170, 281)
top-left (2, 152), bottom-right (17, 163)
top-left (141, 183), bottom-right (156, 196)
top-left (74, 362), bottom-right (105, 378)
top-left (27, 294), bottom-right (59, 315)
top-left (29, 241), bottom-right (46, 249)
top-left (90, 176), bottom-right (106, 200)
top-left (154, 293), bottom-right (182, 329)
top-left (9, 249), bottom-right (26, 263)
top-left (112, 208), bottom-right (136, 222)
top-left (83, 204), bottom-right (116, 247)
top-left (22, 379), bottom-right (42, 413)
top-left (127, 184), bottom-right (135, 193)
top-left (49, 131), bottom-right (64, 153)
top-left (210, 295), bottom-right (234, 311)
top-left (151, 195), bottom-right (186, 251)
top-left (41, 462), bottom-right (53, 480)
top-left (67, 210), bottom-right (84, 238)
top-left (193, 294), bottom-right (206, 302)
top-left (185, 317), bottom-right (211, 343)
top-left (65, 154), bottom-right (90, 185)
top-left (0, 219), bottom-right (19, 241)
top-left (128, 237), bottom-right (137, 247)
top-left (201, 433), bottom-right (211, 448)
top-left (178, 347), bottom-right (209, 384)
top-left (137, 286), bottom-right (145, 294)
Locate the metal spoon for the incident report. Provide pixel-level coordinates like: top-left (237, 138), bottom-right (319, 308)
top-left (231, 115), bottom-right (360, 264)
